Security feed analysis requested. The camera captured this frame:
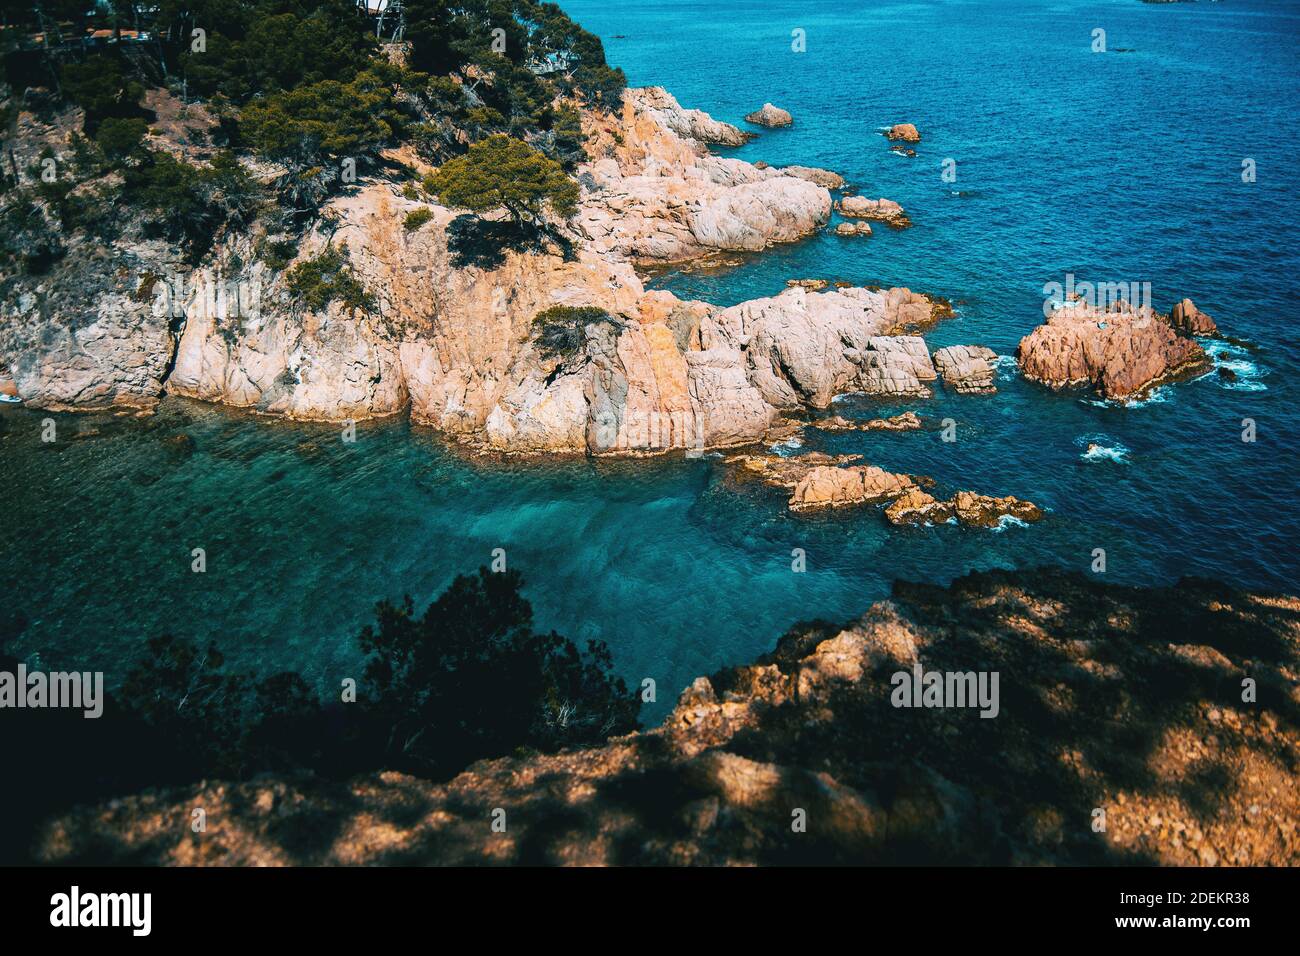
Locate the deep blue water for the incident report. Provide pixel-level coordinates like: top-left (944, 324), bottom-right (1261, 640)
top-left (2, 0), bottom-right (1297, 722)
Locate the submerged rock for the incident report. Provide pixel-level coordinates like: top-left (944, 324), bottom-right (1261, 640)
top-left (834, 220), bottom-right (873, 237)
top-left (814, 411), bottom-right (923, 432)
top-left (885, 489), bottom-right (1043, 528)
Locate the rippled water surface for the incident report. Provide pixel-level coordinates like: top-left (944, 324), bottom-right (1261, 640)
top-left (3, 0), bottom-right (1298, 721)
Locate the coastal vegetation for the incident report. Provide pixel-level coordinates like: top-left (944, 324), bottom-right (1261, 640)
top-left (0, 0), bottom-right (625, 273)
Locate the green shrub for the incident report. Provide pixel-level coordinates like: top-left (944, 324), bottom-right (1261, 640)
top-left (403, 207), bottom-right (434, 232)
top-left (285, 244), bottom-right (375, 314)
top-left (531, 305), bottom-right (619, 360)
top-left (94, 118), bottom-right (149, 162)
top-left (426, 135), bottom-right (578, 226)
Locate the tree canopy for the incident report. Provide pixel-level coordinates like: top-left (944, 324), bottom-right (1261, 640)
top-left (427, 134), bottom-right (578, 225)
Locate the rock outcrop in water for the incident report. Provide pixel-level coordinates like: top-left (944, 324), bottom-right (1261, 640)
top-left (835, 195), bottom-right (911, 228)
top-left (1169, 297), bottom-right (1219, 337)
top-left (933, 345), bottom-right (998, 394)
top-left (32, 569), bottom-right (1299, 865)
top-left (1016, 302), bottom-right (1209, 400)
top-left (744, 103), bottom-right (793, 128)
top-left (885, 489), bottom-right (1043, 527)
top-left (886, 122), bottom-right (921, 143)
top-left (726, 452), bottom-right (927, 512)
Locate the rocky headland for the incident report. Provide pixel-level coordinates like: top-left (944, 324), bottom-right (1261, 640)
top-left (1, 85), bottom-right (961, 460)
top-left (31, 569), bottom-right (1299, 866)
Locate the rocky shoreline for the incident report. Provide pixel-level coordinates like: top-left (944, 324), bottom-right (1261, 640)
top-left (31, 569), bottom-right (1299, 866)
top-left (2, 80), bottom-right (1238, 520)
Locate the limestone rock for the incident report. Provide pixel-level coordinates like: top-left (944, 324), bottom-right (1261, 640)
top-left (886, 123), bottom-right (921, 143)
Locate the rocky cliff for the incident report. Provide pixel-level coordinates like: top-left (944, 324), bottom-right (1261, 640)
top-left (3, 87), bottom-right (953, 457)
top-left (32, 570), bottom-right (1299, 866)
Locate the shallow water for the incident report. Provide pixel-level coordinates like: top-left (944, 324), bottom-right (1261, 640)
top-left (3, 0), bottom-right (1298, 722)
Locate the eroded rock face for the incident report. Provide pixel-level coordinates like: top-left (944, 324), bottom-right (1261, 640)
top-left (745, 102), bottom-right (793, 127)
top-left (0, 239), bottom-right (178, 411)
top-left (1169, 297), bottom-right (1218, 337)
top-left (858, 336), bottom-right (937, 397)
top-left (933, 345), bottom-right (998, 394)
top-left (835, 195), bottom-right (911, 228)
top-left (33, 570), bottom-right (1299, 866)
top-left (790, 464), bottom-right (920, 512)
top-left (706, 287), bottom-right (942, 408)
top-left (1016, 303), bottom-right (1208, 399)
top-left (631, 85), bottom-right (751, 146)
top-left (886, 122), bottom-right (921, 142)
top-left (778, 165), bottom-right (845, 189)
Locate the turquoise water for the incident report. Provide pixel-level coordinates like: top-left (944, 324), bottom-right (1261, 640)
top-left (3, 0), bottom-right (1298, 722)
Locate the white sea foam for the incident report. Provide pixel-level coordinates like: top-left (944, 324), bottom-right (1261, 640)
top-left (1204, 341), bottom-right (1268, 392)
top-left (995, 354), bottom-right (1019, 381)
top-left (1076, 434), bottom-right (1131, 463)
top-left (1079, 385), bottom-right (1173, 409)
top-left (770, 437), bottom-right (803, 456)
top-left (990, 515), bottom-right (1031, 533)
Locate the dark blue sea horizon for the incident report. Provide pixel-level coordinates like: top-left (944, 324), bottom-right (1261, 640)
top-left (3, 0), bottom-right (1297, 722)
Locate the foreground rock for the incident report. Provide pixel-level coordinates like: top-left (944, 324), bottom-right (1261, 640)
top-left (886, 122), bottom-right (921, 142)
top-left (745, 103), bottom-right (793, 127)
top-left (34, 570), bottom-right (1300, 865)
top-left (932, 345), bottom-right (998, 394)
top-left (1016, 302), bottom-right (1209, 400)
top-left (835, 195), bottom-right (912, 228)
top-left (885, 489), bottom-right (1043, 527)
top-left (1169, 298), bottom-right (1219, 337)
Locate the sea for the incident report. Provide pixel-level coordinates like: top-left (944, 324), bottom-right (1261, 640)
top-left (2, 0), bottom-right (1297, 721)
